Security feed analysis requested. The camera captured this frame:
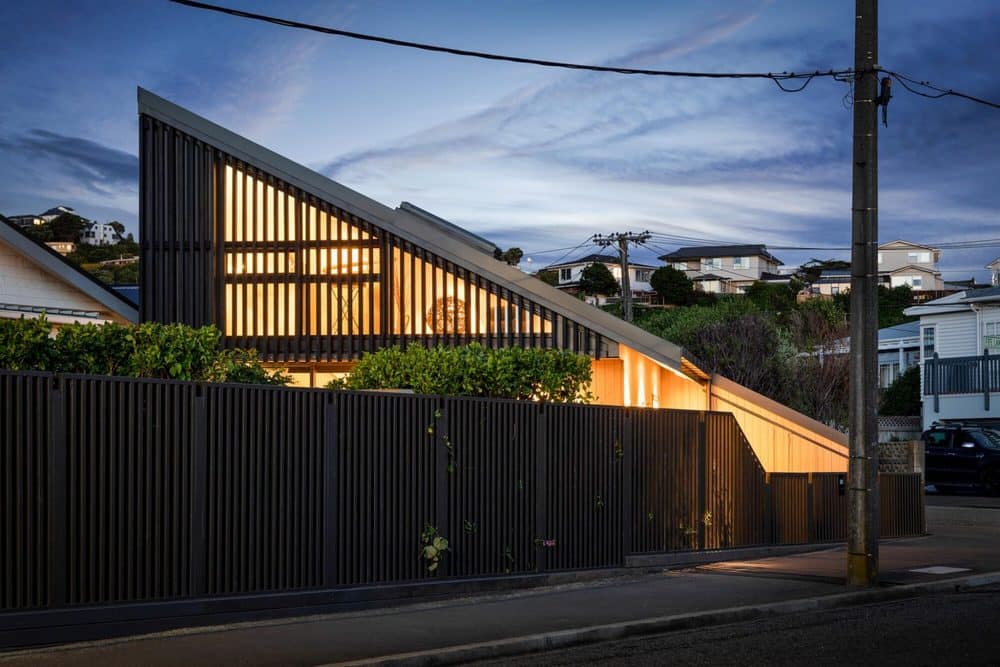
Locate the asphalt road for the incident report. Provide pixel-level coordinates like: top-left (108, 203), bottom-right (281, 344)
top-left (479, 584), bottom-right (1000, 666)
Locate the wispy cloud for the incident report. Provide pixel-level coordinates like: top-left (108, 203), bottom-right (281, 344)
top-left (0, 129), bottom-right (138, 196)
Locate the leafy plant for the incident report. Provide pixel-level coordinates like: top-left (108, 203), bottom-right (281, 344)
top-left (578, 262), bottom-right (620, 296)
top-left (330, 343), bottom-right (593, 403)
top-left (420, 524), bottom-right (450, 574)
top-left (0, 317), bottom-right (288, 385)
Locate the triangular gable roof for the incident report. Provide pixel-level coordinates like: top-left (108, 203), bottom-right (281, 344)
top-left (878, 239), bottom-right (939, 252)
top-left (888, 264), bottom-right (940, 276)
top-left (658, 244), bottom-right (781, 265)
top-left (545, 253), bottom-right (656, 270)
top-left (0, 215), bottom-right (138, 322)
top-left (137, 87), bottom-right (695, 377)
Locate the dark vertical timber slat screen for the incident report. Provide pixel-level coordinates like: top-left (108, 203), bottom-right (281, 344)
top-left (545, 404), bottom-right (624, 570)
top-left (630, 409), bottom-right (699, 553)
top-left (703, 413), bottom-right (768, 549)
top-left (769, 474), bottom-right (811, 545)
top-left (63, 376), bottom-right (197, 605)
top-left (444, 397), bottom-right (537, 577)
top-left (204, 385), bottom-right (324, 594)
top-left (0, 369), bottom-right (927, 623)
top-left (0, 373), bottom-right (49, 610)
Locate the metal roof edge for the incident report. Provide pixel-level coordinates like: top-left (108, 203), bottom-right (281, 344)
top-left (0, 217), bottom-right (138, 323)
top-left (137, 87), bottom-right (400, 228)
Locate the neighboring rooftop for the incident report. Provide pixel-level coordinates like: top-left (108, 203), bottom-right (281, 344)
top-left (658, 244), bottom-right (781, 265)
top-left (544, 253), bottom-right (656, 270)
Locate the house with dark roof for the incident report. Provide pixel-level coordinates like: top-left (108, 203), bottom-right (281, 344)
top-left (540, 253), bottom-right (656, 304)
top-left (136, 87), bottom-right (848, 472)
top-left (905, 287), bottom-right (1000, 428)
top-left (658, 244), bottom-right (782, 294)
top-left (0, 214), bottom-right (137, 325)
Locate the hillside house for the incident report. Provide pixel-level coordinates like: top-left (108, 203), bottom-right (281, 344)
top-left (878, 240), bottom-right (944, 291)
top-left (0, 215), bottom-right (136, 326)
top-left (658, 245), bottom-right (782, 294)
top-left (541, 253), bottom-right (656, 305)
top-left (136, 87), bottom-right (848, 473)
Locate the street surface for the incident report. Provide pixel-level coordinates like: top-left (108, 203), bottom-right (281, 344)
top-left (479, 584), bottom-right (1000, 666)
top-left (1, 493), bottom-right (997, 666)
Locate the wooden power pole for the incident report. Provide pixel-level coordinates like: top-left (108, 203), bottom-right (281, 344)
top-left (594, 231), bottom-right (650, 322)
top-left (848, 0), bottom-right (880, 587)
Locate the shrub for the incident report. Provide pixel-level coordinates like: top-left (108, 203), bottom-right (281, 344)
top-left (0, 316), bottom-right (288, 385)
top-left (880, 366), bottom-right (920, 416)
top-left (330, 343), bottom-right (593, 402)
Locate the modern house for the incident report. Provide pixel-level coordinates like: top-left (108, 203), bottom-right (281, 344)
top-left (658, 244), bottom-right (782, 294)
top-left (0, 214), bottom-right (137, 325)
top-left (877, 240), bottom-right (944, 291)
top-left (137, 87), bottom-right (848, 472)
top-left (541, 253), bottom-right (656, 304)
top-left (6, 205), bottom-right (76, 228)
top-left (45, 241), bottom-right (77, 256)
top-left (81, 221), bottom-right (122, 246)
top-left (904, 288), bottom-right (1000, 429)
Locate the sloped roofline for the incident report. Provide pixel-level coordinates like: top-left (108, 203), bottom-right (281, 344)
top-left (878, 239), bottom-right (939, 252)
top-left (137, 87), bottom-right (697, 377)
top-left (887, 263), bottom-right (940, 276)
top-left (0, 215), bottom-right (138, 322)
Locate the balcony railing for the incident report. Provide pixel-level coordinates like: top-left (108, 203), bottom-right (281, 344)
top-left (925, 351), bottom-right (1000, 412)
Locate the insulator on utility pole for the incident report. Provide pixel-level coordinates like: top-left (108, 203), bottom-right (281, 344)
top-left (594, 231), bottom-right (650, 322)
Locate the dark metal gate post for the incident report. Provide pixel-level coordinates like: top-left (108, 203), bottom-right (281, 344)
top-left (189, 385), bottom-right (209, 595)
top-left (46, 376), bottom-right (67, 607)
top-left (534, 405), bottom-right (548, 572)
top-left (764, 472), bottom-right (774, 545)
top-left (696, 413), bottom-right (707, 551)
top-left (323, 393), bottom-right (339, 588)
top-left (806, 473), bottom-right (816, 543)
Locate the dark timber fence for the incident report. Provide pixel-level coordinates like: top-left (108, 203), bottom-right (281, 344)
top-left (1, 369), bottom-right (924, 641)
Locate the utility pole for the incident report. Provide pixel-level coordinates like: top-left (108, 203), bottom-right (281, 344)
top-left (594, 231), bottom-right (650, 322)
top-left (848, 0), bottom-right (880, 587)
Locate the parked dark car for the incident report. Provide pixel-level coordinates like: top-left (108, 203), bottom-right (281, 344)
top-left (922, 423), bottom-right (1000, 494)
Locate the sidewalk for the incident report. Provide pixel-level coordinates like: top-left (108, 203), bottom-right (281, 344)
top-left (3, 496), bottom-right (998, 667)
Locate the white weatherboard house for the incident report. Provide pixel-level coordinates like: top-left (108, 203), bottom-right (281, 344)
top-left (905, 288), bottom-right (1000, 429)
top-left (542, 253), bottom-right (656, 304)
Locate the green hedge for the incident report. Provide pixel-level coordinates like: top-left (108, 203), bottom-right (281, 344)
top-left (0, 316), bottom-right (288, 385)
top-left (330, 343), bottom-right (593, 402)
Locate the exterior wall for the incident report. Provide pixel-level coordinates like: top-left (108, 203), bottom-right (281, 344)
top-left (709, 375), bottom-right (849, 472)
top-left (878, 244), bottom-right (936, 273)
top-left (813, 280), bottom-right (850, 297)
top-left (922, 394), bottom-right (1000, 430)
top-left (889, 268), bottom-right (942, 291)
top-left (0, 237), bottom-right (125, 323)
top-left (680, 254), bottom-right (777, 284)
top-left (80, 223), bottom-right (118, 246)
top-left (553, 261), bottom-right (653, 293)
top-left (921, 310), bottom-right (979, 359)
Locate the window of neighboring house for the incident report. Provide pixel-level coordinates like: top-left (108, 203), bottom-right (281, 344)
top-left (559, 268), bottom-right (572, 282)
top-left (908, 251), bottom-right (931, 263)
top-left (984, 319), bottom-right (1000, 353)
top-left (732, 257), bottom-right (750, 270)
top-left (702, 258), bottom-right (722, 270)
top-left (910, 276), bottom-right (923, 289)
top-left (672, 262), bottom-right (688, 271)
top-left (922, 326), bottom-right (936, 361)
top-left (635, 269), bottom-right (651, 282)
top-left (879, 361), bottom-right (900, 388)
top-left (831, 285), bottom-right (840, 295)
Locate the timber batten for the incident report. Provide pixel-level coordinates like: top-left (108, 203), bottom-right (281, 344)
top-left (140, 115), bottom-right (609, 362)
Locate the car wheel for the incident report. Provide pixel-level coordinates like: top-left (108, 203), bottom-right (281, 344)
top-left (983, 469), bottom-right (1000, 497)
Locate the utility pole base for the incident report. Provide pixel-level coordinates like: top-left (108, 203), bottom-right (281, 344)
top-left (847, 552), bottom-right (879, 587)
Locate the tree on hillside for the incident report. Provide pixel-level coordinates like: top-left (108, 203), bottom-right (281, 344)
top-left (535, 269), bottom-right (559, 286)
top-left (649, 266), bottom-right (693, 305)
top-left (47, 213), bottom-right (89, 243)
top-left (880, 366), bottom-right (920, 416)
top-left (743, 280), bottom-right (800, 313)
top-left (796, 258), bottom-right (850, 285)
top-left (578, 262), bottom-right (619, 296)
top-left (834, 284), bottom-right (914, 328)
top-left (494, 247), bottom-right (524, 266)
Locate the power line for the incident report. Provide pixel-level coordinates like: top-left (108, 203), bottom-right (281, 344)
top-left (533, 236), bottom-right (600, 269)
top-left (168, 0), bottom-right (852, 90)
top-left (884, 69), bottom-right (1000, 111)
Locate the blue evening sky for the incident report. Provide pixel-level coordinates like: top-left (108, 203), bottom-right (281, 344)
top-left (1, 1), bottom-right (997, 278)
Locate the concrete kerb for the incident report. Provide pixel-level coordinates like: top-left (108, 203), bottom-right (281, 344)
top-left (327, 570), bottom-right (1000, 667)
